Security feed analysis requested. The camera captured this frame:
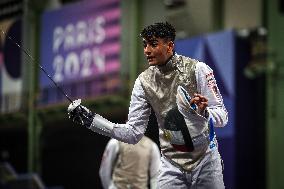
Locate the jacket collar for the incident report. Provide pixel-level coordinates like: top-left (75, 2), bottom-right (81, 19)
top-left (157, 53), bottom-right (179, 73)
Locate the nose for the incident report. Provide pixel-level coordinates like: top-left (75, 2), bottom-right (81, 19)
top-left (144, 45), bottom-right (151, 55)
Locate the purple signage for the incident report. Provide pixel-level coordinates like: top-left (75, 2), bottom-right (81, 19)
top-left (40, 0), bottom-right (121, 104)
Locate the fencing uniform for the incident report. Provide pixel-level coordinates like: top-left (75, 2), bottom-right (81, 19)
top-left (77, 53), bottom-right (228, 188)
top-left (99, 137), bottom-right (160, 189)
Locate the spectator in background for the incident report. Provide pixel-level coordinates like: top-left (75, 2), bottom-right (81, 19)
top-left (99, 136), bottom-right (160, 189)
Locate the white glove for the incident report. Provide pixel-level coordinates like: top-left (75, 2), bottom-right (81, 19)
top-left (67, 99), bottom-right (94, 128)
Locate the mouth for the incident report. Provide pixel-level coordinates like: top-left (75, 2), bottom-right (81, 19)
top-left (147, 56), bottom-right (155, 63)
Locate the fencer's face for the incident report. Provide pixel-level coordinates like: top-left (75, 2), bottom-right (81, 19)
top-left (143, 37), bottom-right (174, 66)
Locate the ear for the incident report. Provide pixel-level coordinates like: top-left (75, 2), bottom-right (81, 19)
top-left (167, 41), bottom-right (174, 53)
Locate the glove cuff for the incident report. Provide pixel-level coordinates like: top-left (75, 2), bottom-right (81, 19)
top-left (89, 114), bottom-right (114, 137)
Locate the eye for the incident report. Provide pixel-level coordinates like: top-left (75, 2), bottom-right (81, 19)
top-left (143, 41), bottom-right (147, 48)
top-left (151, 42), bottom-right (158, 47)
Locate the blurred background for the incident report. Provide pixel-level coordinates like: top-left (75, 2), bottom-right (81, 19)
top-left (0, 0), bottom-right (283, 188)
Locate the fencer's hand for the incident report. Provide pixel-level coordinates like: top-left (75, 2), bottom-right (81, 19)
top-left (176, 86), bottom-right (208, 116)
top-left (67, 99), bottom-right (94, 128)
top-left (191, 93), bottom-right (208, 115)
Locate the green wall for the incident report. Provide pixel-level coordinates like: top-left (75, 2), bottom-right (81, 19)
top-left (267, 0), bottom-right (284, 188)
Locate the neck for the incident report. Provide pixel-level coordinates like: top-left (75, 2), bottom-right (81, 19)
top-left (159, 54), bottom-right (174, 67)
top-left (157, 53), bottom-right (177, 73)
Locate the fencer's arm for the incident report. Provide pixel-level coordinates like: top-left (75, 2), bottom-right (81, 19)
top-left (149, 143), bottom-right (161, 189)
top-left (68, 78), bottom-right (151, 144)
top-left (99, 139), bottom-right (119, 189)
top-left (93, 79), bottom-right (151, 144)
top-left (195, 62), bottom-right (228, 127)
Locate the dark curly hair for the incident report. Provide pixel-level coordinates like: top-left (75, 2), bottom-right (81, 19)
top-left (140, 22), bottom-right (176, 42)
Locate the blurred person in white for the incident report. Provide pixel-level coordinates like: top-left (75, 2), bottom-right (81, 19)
top-left (67, 22), bottom-right (228, 188)
top-left (99, 136), bottom-right (160, 189)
